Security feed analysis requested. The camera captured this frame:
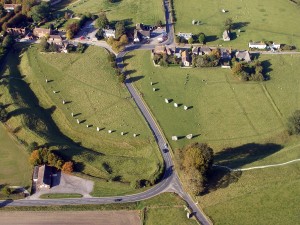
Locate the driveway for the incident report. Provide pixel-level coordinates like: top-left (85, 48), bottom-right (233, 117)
top-left (28, 172), bottom-right (94, 199)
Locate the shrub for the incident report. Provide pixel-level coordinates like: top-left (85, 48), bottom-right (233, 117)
top-left (288, 110), bottom-right (300, 135)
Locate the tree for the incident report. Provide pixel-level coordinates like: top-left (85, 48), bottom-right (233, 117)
top-left (66, 30), bottom-right (74, 40)
top-left (119, 34), bottom-right (128, 45)
top-left (288, 110), bottom-right (300, 135)
top-left (232, 61), bottom-right (242, 75)
top-left (180, 143), bottom-right (214, 195)
top-left (95, 12), bottom-right (109, 29)
top-left (0, 103), bottom-right (9, 122)
top-left (30, 2), bottom-right (50, 23)
top-left (39, 37), bottom-right (49, 52)
top-left (95, 28), bottom-right (104, 40)
top-left (0, 3), bottom-right (6, 18)
top-left (175, 36), bottom-right (180, 43)
top-left (115, 21), bottom-right (125, 39)
top-left (29, 150), bottom-right (42, 165)
top-left (28, 141), bottom-right (38, 153)
top-left (47, 153), bottom-right (59, 167)
top-left (62, 161), bottom-right (74, 174)
top-left (188, 36), bottom-right (194, 44)
top-left (198, 33), bottom-right (206, 44)
top-left (156, 20), bottom-right (163, 27)
top-left (224, 18), bottom-right (233, 31)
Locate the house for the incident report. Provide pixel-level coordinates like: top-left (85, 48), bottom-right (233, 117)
top-left (3, 4), bottom-right (21, 12)
top-left (248, 42), bottom-right (267, 49)
top-left (153, 45), bottom-right (166, 55)
top-left (36, 165), bottom-right (52, 190)
top-left (220, 48), bottom-right (232, 68)
top-left (222, 30), bottom-right (230, 41)
top-left (174, 48), bottom-right (181, 58)
top-left (61, 41), bottom-right (70, 53)
top-left (199, 46), bottom-right (212, 55)
top-left (33, 166), bottom-right (39, 182)
top-left (181, 50), bottom-right (191, 67)
top-left (134, 23), bottom-right (151, 42)
top-left (235, 50), bottom-right (251, 62)
top-left (33, 28), bottom-right (52, 38)
top-left (177, 32), bottom-right (193, 41)
top-left (192, 47), bottom-right (199, 55)
top-left (6, 28), bottom-right (26, 36)
top-left (48, 35), bottom-right (63, 45)
top-left (103, 29), bottom-right (115, 38)
top-left (270, 43), bottom-right (281, 50)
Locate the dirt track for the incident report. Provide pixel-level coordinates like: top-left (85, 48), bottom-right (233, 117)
top-left (0, 210), bottom-right (140, 225)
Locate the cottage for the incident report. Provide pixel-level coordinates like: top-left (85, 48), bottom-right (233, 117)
top-left (220, 48), bottom-right (232, 68)
top-left (181, 50), bottom-right (191, 67)
top-left (270, 43), bottom-right (281, 50)
top-left (103, 29), bottom-right (116, 38)
top-left (33, 28), bottom-right (51, 38)
top-left (134, 23), bottom-right (151, 42)
top-left (235, 50), bottom-right (251, 62)
top-left (199, 46), bottom-right (212, 55)
top-left (6, 28), bottom-right (26, 36)
top-left (177, 32), bottom-right (193, 41)
top-left (222, 30), bottom-right (230, 41)
top-left (192, 47), bottom-right (199, 55)
top-left (248, 42), bottom-right (267, 50)
top-left (48, 35), bottom-right (63, 45)
top-left (3, 4), bottom-right (21, 12)
top-left (153, 45), bottom-right (166, 54)
top-left (36, 165), bottom-right (52, 190)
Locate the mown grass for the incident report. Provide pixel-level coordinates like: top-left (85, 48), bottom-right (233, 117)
top-left (173, 0), bottom-right (300, 49)
top-left (125, 50), bottom-right (300, 224)
top-left (61, 0), bottom-right (164, 26)
top-left (0, 124), bottom-right (31, 187)
top-left (0, 44), bottom-right (162, 196)
top-left (39, 193), bottom-right (83, 199)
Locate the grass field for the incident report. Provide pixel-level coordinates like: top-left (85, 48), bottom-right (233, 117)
top-left (0, 193), bottom-right (198, 225)
top-left (173, 0), bottom-right (300, 49)
top-left (125, 50), bottom-right (300, 224)
top-left (0, 44), bottom-right (162, 196)
top-left (0, 121), bottom-right (31, 188)
top-left (59, 0), bottom-right (164, 26)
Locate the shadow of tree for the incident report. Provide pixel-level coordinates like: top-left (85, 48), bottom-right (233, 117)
top-left (232, 21), bottom-right (250, 30)
top-left (127, 75), bottom-right (144, 83)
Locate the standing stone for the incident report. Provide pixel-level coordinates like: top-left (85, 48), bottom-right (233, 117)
top-left (96, 127), bottom-right (100, 131)
top-left (86, 124), bottom-right (89, 128)
top-left (165, 98), bottom-right (169, 103)
top-left (53, 91), bottom-right (57, 94)
top-left (184, 106), bottom-right (188, 110)
top-left (62, 100), bottom-right (66, 104)
top-left (174, 103), bottom-right (178, 107)
top-left (71, 112), bottom-right (74, 117)
top-left (172, 136), bottom-right (178, 141)
top-left (186, 134), bottom-right (193, 139)
top-left (133, 133), bottom-right (137, 137)
top-left (153, 88), bottom-right (156, 92)
top-left (77, 119), bottom-right (80, 124)
top-left (108, 130), bottom-right (112, 133)
top-left (121, 132), bottom-right (124, 135)
top-left (46, 79), bottom-right (48, 83)
top-left (150, 82), bottom-right (153, 85)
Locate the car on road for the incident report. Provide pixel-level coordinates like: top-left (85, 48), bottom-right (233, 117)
top-left (114, 198), bottom-right (122, 202)
top-left (80, 36), bottom-right (85, 40)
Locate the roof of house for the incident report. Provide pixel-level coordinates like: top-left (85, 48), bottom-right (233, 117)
top-left (192, 47), bottom-right (199, 54)
top-left (221, 48), bottom-right (232, 59)
top-left (181, 50), bottom-right (190, 62)
top-left (200, 46), bottom-right (211, 54)
top-left (235, 50), bottom-right (251, 62)
top-left (4, 4), bottom-right (21, 9)
top-left (33, 28), bottom-right (51, 36)
top-left (33, 166), bottom-right (39, 180)
top-left (223, 30), bottom-right (230, 40)
top-left (104, 29), bottom-right (115, 34)
top-left (139, 29), bottom-right (150, 37)
top-left (249, 41), bottom-right (266, 46)
top-left (154, 45), bottom-right (166, 54)
top-left (36, 165), bottom-right (51, 188)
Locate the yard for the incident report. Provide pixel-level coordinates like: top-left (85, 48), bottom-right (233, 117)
top-left (124, 50), bottom-right (300, 224)
top-left (0, 124), bottom-right (31, 188)
top-left (173, 0), bottom-right (300, 49)
top-left (0, 44), bottom-right (162, 196)
top-left (59, 0), bottom-right (164, 26)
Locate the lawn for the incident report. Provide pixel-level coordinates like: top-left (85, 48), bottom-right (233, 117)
top-left (125, 50), bottom-right (300, 224)
top-left (173, 0), bottom-right (300, 49)
top-left (0, 44), bottom-right (162, 196)
top-left (0, 124), bottom-right (31, 187)
top-left (61, 0), bottom-right (164, 26)
top-left (39, 193), bottom-right (83, 199)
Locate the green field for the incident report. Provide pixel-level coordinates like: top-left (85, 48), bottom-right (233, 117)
top-left (173, 0), bottom-right (300, 49)
top-left (0, 124), bottom-right (31, 188)
top-left (0, 44), bottom-right (162, 196)
top-left (59, 0), bottom-right (164, 26)
top-left (40, 193), bottom-right (83, 199)
top-left (125, 50), bottom-right (300, 224)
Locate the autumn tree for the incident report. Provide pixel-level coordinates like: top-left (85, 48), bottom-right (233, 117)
top-left (62, 161), bottom-right (74, 174)
top-left (29, 150), bottom-right (42, 165)
top-left (115, 21), bottom-right (125, 39)
top-left (179, 143), bottom-right (214, 195)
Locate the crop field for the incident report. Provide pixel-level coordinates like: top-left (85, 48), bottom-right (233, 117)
top-left (0, 124), bottom-right (31, 187)
top-left (125, 50), bottom-right (300, 224)
top-left (173, 0), bottom-right (300, 49)
top-left (60, 0), bottom-right (164, 26)
top-left (0, 44), bottom-right (162, 196)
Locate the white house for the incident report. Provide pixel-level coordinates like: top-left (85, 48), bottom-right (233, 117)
top-left (103, 29), bottom-right (116, 39)
top-left (271, 43), bottom-right (281, 50)
top-left (249, 42), bottom-right (267, 49)
top-left (177, 32), bottom-right (193, 40)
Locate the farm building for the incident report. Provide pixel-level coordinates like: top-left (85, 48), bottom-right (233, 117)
top-left (36, 165), bottom-right (52, 190)
top-left (103, 29), bottom-right (116, 38)
top-left (33, 28), bottom-right (52, 38)
top-left (177, 32), bottom-right (193, 40)
top-left (248, 42), bottom-right (267, 49)
top-left (235, 50), bottom-right (251, 62)
top-left (222, 30), bottom-right (230, 41)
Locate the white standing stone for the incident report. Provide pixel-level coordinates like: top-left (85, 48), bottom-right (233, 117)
top-left (121, 132), bottom-right (124, 135)
top-left (174, 103), bottom-right (178, 108)
top-left (150, 82), bottom-right (153, 85)
top-left (186, 134), bottom-right (193, 139)
top-left (184, 106), bottom-right (188, 110)
top-left (71, 112), bottom-right (74, 117)
top-left (97, 127), bottom-right (100, 131)
top-left (172, 136), bottom-right (178, 141)
top-left (153, 88), bottom-right (156, 92)
top-left (53, 91), bottom-right (57, 94)
top-left (165, 98), bottom-right (169, 103)
top-left (77, 119), bottom-right (80, 124)
top-left (133, 133), bottom-right (137, 137)
top-left (108, 130), bottom-right (112, 133)
top-left (86, 124), bottom-right (89, 128)
top-left (62, 100), bottom-right (66, 104)
top-left (46, 79), bottom-right (48, 83)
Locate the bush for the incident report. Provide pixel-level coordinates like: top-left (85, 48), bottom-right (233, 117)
top-left (62, 161), bottom-right (74, 174)
top-left (288, 110), bottom-right (300, 135)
